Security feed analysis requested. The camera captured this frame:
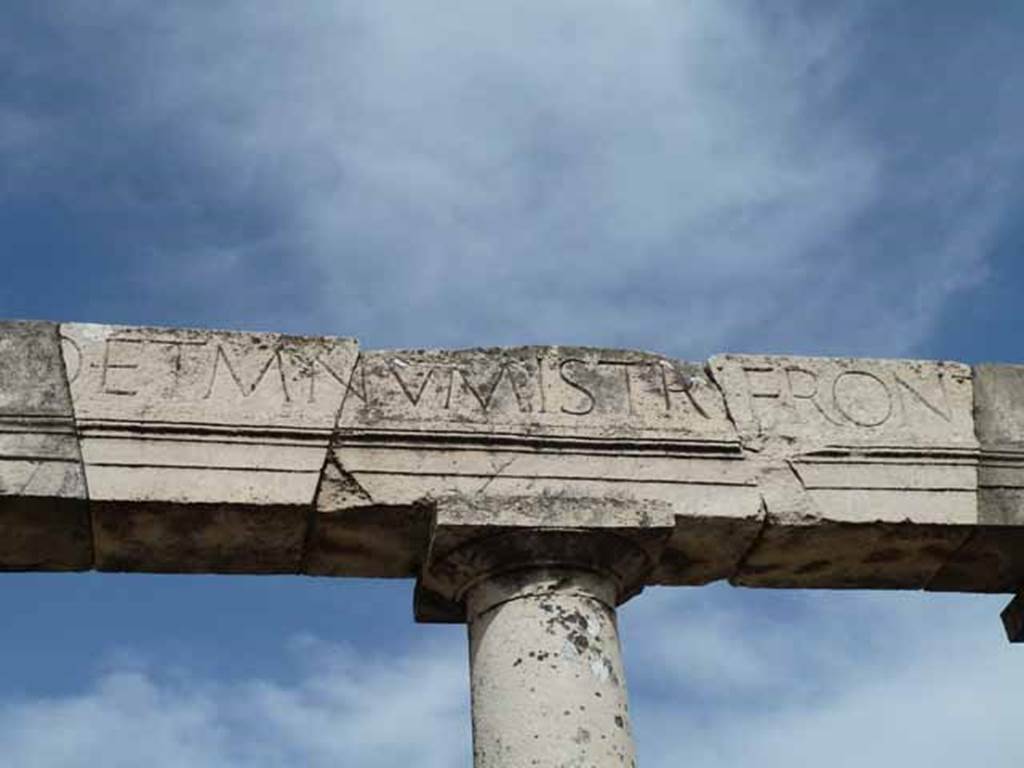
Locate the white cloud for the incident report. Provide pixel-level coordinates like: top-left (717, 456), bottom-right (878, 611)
top-left (6, 1), bottom-right (1017, 354)
top-left (149, 1), bottom-right (884, 353)
top-left (0, 636), bottom-right (470, 768)
top-left (1, 591), bottom-right (1020, 767)
top-left (624, 587), bottom-right (1024, 767)
top-left (2, 5), bottom-right (1023, 765)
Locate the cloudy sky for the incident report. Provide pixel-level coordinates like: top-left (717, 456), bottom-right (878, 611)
top-left (2, 1), bottom-right (1024, 765)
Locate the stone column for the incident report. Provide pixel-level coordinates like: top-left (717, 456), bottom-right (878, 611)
top-left (466, 567), bottom-right (637, 767)
top-left (417, 506), bottom-right (671, 768)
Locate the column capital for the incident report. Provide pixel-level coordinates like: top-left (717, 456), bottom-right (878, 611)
top-left (415, 495), bottom-right (674, 623)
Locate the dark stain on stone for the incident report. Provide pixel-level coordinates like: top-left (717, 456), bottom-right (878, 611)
top-left (862, 548), bottom-right (905, 564)
top-left (569, 631), bottom-right (590, 653)
top-left (573, 727), bottom-right (592, 744)
top-left (795, 559), bottom-right (831, 575)
top-left (921, 543), bottom-right (956, 559)
top-left (742, 562), bottom-right (782, 574)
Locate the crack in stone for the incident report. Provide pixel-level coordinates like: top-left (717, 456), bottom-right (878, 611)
top-left (707, 357), bottom-right (819, 528)
top-left (300, 448), bottom-right (334, 573)
top-left (922, 527), bottom-right (977, 591)
top-left (729, 496), bottom-right (771, 584)
top-left (56, 321), bottom-right (96, 570)
top-left (475, 456), bottom-right (519, 497)
top-left (331, 349), bottom-right (364, 430)
top-left (704, 359), bottom-right (743, 443)
top-left (785, 459), bottom-right (808, 492)
top-left (17, 462), bottom-right (43, 496)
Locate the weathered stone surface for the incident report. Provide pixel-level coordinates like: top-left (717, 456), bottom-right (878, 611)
top-left (62, 322), bottom-right (359, 437)
top-left (0, 321), bottom-right (89, 569)
top-left (62, 323), bottom-right (358, 572)
top-left (712, 354), bottom-right (976, 445)
top-left (11, 319), bottom-right (1024, 768)
top-left (3, 319), bottom-right (1024, 599)
top-left (415, 496), bottom-right (675, 621)
top-left (313, 347), bottom-right (761, 588)
top-left (336, 346), bottom-right (732, 440)
top-left (929, 365), bottom-right (1024, 591)
top-left (467, 568), bottom-right (636, 767)
top-left (738, 522), bottom-right (967, 589)
top-left (927, 527), bottom-right (1024, 593)
top-left (652, 515), bottom-right (764, 585)
top-left (89, 501), bottom-right (308, 573)
top-left (307, 455), bottom-right (433, 578)
top-left (710, 355), bottom-right (978, 589)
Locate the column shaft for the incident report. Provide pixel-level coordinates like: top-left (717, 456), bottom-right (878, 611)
top-left (466, 567), bottom-right (637, 767)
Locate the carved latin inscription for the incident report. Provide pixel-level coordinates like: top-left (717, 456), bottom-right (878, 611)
top-left (63, 324), bottom-right (359, 431)
top-left (711, 355), bottom-right (976, 447)
top-left (339, 347), bottom-right (734, 440)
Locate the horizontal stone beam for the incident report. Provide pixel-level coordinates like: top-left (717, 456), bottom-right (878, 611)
top-left (2, 320), bottom-right (1024, 613)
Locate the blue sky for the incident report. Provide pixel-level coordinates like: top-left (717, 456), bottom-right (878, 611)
top-left (2, 1), bottom-right (1023, 765)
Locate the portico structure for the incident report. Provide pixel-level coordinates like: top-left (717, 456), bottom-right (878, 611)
top-left (4, 320), bottom-right (1024, 766)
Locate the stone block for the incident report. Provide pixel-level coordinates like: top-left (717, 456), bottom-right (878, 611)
top-left (307, 454), bottom-right (432, 578)
top-left (90, 501), bottom-right (307, 573)
top-left (336, 346), bottom-right (734, 441)
top-left (736, 522), bottom-right (968, 589)
top-left (61, 322), bottom-right (358, 572)
top-left (0, 321), bottom-right (89, 570)
top-left (653, 514), bottom-right (764, 586)
top-left (929, 364), bottom-right (1024, 592)
top-left (2, 320), bottom-right (1021, 596)
top-left (310, 347), bottom-right (761, 583)
top-left (711, 355), bottom-right (978, 589)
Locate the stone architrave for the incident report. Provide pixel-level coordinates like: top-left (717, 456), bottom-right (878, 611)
top-left (311, 346), bottom-right (761, 607)
top-left (931, 365), bottom-right (1024, 591)
top-left (2, 321), bottom-right (1024, 607)
top-left (61, 323), bottom-right (359, 572)
top-left (0, 321), bottom-right (89, 569)
top-left (710, 355), bottom-right (978, 589)
top-left (9, 320), bottom-right (1024, 764)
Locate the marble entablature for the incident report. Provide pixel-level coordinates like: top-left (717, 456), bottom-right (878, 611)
top-left (2, 320), bottom-right (1022, 620)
